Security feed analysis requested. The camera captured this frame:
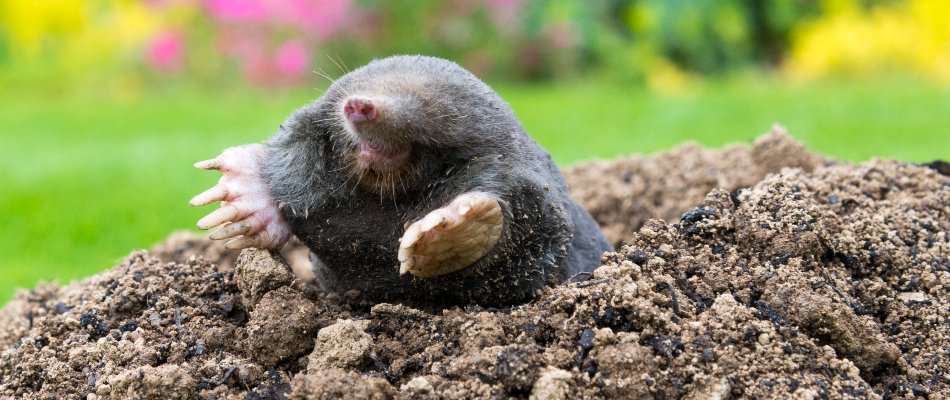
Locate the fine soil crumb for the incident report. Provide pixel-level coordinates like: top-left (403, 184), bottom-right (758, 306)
top-left (2, 130), bottom-right (948, 399)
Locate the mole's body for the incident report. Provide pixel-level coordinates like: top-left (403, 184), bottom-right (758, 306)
top-left (192, 55), bottom-right (611, 305)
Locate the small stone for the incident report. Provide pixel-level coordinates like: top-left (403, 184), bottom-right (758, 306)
top-left (686, 378), bottom-right (731, 400)
top-left (896, 292), bottom-right (928, 303)
top-left (794, 388), bottom-right (820, 400)
top-left (625, 282), bottom-right (639, 295)
top-left (595, 328), bottom-right (616, 345)
top-left (757, 333), bottom-right (770, 345)
top-left (530, 367), bottom-right (572, 400)
top-left (400, 376), bottom-right (433, 394)
top-left (578, 329), bottom-right (596, 350)
top-left (148, 313), bottom-right (161, 327)
top-left (96, 384), bottom-right (112, 395)
top-left (702, 348), bottom-right (716, 362)
top-left (430, 362), bottom-right (445, 375)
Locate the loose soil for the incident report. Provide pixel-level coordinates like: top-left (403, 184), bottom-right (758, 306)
top-left (2, 128), bottom-right (947, 399)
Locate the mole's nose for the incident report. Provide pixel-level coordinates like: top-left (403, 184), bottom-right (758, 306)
top-left (343, 97), bottom-right (377, 123)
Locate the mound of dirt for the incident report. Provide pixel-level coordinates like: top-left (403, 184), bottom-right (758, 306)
top-left (2, 129), bottom-right (948, 399)
top-left (565, 125), bottom-right (831, 246)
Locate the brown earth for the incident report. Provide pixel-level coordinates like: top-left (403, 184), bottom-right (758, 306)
top-left (1, 128), bottom-right (947, 399)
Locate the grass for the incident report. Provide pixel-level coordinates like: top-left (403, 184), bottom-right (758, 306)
top-left (1, 76), bottom-right (948, 304)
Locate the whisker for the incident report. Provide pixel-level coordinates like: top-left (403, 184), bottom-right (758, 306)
top-left (334, 54), bottom-right (351, 73)
top-left (349, 166), bottom-right (364, 197)
top-left (317, 65), bottom-right (338, 81)
top-left (312, 69), bottom-right (334, 83)
top-left (389, 173), bottom-right (398, 212)
top-left (327, 54), bottom-right (347, 75)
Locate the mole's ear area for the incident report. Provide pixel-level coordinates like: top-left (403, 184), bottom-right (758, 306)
top-left (397, 191), bottom-right (504, 278)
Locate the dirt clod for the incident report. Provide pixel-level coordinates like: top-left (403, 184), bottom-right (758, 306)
top-left (307, 319), bottom-right (373, 371)
top-left (2, 130), bottom-right (947, 399)
top-left (233, 248), bottom-right (295, 308)
top-left (108, 364), bottom-right (196, 400)
top-left (245, 286), bottom-right (323, 365)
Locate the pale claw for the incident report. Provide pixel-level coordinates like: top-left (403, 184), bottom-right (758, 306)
top-left (189, 184), bottom-right (229, 206)
top-left (197, 204), bottom-right (239, 230)
top-left (194, 159), bottom-right (223, 170)
top-left (191, 144), bottom-right (291, 251)
top-left (209, 218), bottom-right (255, 240)
top-left (398, 191), bottom-right (504, 278)
top-left (225, 232), bottom-right (272, 250)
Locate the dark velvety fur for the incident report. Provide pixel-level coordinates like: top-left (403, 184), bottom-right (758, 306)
top-left (262, 55), bottom-right (611, 306)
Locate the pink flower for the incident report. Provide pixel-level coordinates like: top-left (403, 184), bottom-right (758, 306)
top-left (547, 23), bottom-right (576, 49)
top-left (275, 40), bottom-right (310, 78)
top-left (486, 0), bottom-right (520, 10)
top-left (205, 0), bottom-right (267, 22)
top-left (269, 0), bottom-right (350, 39)
top-left (485, 0), bottom-right (522, 26)
top-left (147, 30), bottom-right (185, 73)
top-left (242, 51), bottom-right (273, 86)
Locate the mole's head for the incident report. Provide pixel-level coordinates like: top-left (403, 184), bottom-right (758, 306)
top-left (312, 55), bottom-right (517, 194)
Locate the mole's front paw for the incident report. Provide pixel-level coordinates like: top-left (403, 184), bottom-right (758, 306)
top-left (190, 144), bottom-right (291, 250)
top-left (398, 192), bottom-right (503, 278)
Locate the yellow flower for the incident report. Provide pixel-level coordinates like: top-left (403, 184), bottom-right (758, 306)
top-left (787, 0), bottom-right (950, 84)
top-left (1, 0), bottom-right (86, 57)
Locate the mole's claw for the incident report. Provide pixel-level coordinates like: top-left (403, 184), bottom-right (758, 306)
top-left (224, 231), bottom-right (275, 250)
top-left (397, 191), bottom-right (503, 278)
top-left (401, 223), bottom-right (422, 247)
top-left (397, 242), bottom-right (412, 263)
top-left (194, 158), bottom-right (223, 170)
top-left (224, 236), bottom-right (252, 250)
top-left (398, 259), bottom-right (411, 275)
top-left (419, 212), bottom-right (445, 233)
top-left (209, 219), bottom-right (255, 240)
top-left (190, 184), bottom-right (229, 206)
top-left (197, 205), bottom-right (239, 230)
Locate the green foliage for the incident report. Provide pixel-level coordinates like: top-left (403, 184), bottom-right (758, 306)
top-left (3, 0), bottom-right (948, 89)
top-left (616, 0), bottom-right (817, 74)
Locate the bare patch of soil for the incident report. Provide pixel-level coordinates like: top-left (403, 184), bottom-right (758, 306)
top-left (2, 129), bottom-right (947, 399)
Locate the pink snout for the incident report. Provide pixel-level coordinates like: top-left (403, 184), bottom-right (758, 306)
top-left (343, 97), bottom-right (377, 123)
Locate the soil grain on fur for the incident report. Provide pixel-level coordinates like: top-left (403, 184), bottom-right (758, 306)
top-left (2, 131), bottom-right (947, 399)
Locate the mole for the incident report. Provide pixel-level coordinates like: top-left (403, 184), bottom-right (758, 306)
top-left (190, 55), bottom-right (612, 305)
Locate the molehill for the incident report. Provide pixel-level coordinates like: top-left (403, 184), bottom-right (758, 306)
top-left (1, 129), bottom-right (947, 399)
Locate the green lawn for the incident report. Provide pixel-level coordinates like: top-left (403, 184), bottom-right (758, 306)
top-left (1, 77), bottom-right (948, 304)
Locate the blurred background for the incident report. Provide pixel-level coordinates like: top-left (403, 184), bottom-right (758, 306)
top-left (1, 0), bottom-right (948, 303)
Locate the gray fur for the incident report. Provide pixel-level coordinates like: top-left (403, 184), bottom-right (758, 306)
top-left (263, 55), bottom-right (612, 306)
